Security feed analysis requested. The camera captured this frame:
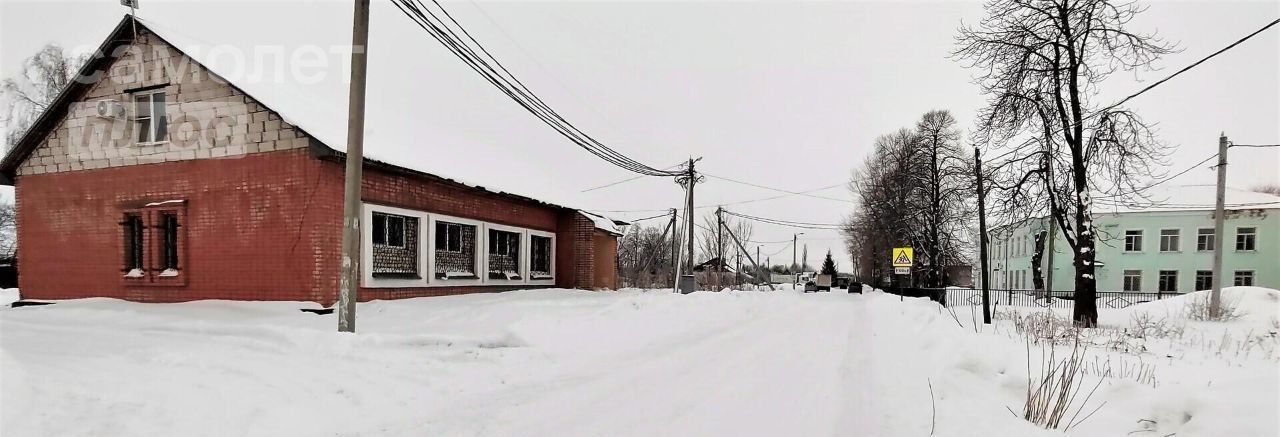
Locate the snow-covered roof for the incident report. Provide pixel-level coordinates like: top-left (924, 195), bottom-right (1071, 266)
top-left (124, 17), bottom-right (627, 229)
top-left (579, 210), bottom-right (628, 236)
top-left (1095, 185), bottom-right (1280, 214)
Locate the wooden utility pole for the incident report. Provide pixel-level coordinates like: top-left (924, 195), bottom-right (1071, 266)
top-left (338, 0), bottom-right (371, 333)
top-left (685, 159), bottom-right (696, 276)
top-left (975, 148), bottom-right (991, 324)
top-left (717, 206), bottom-right (724, 289)
top-left (1210, 133), bottom-right (1228, 318)
top-left (670, 208), bottom-right (681, 292)
top-left (723, 221), bottom-right (775, 291)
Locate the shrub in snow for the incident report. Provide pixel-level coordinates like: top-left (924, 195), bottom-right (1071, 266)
top-left (1183, 292), bottom-right (1246, 322)
top-left (1019, 336), bottom-right (1107, 430)
top-left (1001, 309), bottom-right (1078, 345)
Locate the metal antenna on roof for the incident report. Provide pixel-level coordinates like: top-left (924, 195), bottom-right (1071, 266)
top-left (121, 0), bottom-right (139, 40)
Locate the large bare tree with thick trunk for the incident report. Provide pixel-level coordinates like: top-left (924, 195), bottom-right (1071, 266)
top-left (955, 0), bottom-right (1175, 326)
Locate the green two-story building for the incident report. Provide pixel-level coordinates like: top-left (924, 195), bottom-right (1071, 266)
top-left (985, 185), bottom-right (1278, 293)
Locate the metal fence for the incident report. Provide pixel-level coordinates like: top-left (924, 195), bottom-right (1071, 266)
top-left (883, 287), bottom-right (1184, 310)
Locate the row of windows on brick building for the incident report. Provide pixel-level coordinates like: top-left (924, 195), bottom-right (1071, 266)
top-left (369, 212), bottom-right (554, 281)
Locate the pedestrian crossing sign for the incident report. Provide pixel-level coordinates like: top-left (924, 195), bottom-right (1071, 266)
top-left (892, 247), bottom-right (913, 267)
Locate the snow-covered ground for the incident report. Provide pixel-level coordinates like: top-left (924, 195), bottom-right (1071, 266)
top-left (2, 287), bottom-right (1276, 436)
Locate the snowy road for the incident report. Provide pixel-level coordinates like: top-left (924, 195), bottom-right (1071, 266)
top-left (2, 288), bottom-right (1275, 436)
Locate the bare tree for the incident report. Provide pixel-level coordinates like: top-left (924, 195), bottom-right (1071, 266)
top-left (844, 113), bottom-right (974, 288)
top-left (0, 203), bottom-right (14, 259)
top-left (1252, 184), bottom-right (1280, 197)
top-left (696, 211), bottom-right (753, 265)
top-left (955, 0), bottom-right (1176, 327)
top-left (617, 223), bottom-right (675, 288)
top-left (1, 44), bottom-right (88, 148)
top-left (912, 110), bottom-right (976, 287)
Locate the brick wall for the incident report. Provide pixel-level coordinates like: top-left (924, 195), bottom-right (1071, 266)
top-left (322, 159), bottom-right (613, 301)
top-left (593, 230), bottom-right (619, 290)
top-left (10, 26), bottom-right (621, 305)
top-left (15, 148), bottom-right (336, 302)
top-left (18, 29), bottom-right (309, 177)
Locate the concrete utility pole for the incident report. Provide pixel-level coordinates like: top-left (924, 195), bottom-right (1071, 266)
top-left (1210, 133), bottom-right (1228, 318)
top-left (975, 148), bottom-right (991, 324)
top-left (337, 0), bottom-right (370, 333)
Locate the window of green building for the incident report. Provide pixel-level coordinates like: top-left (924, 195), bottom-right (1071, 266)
top-left (1123, 270), bottom-right (1142, 292)
top-left (1158, 270), bottom-right (1178, 293)
top-left (1235, 227), bottom-right (1256, 251)
top-left (1234, 271), bottom-right (1254, 287)
top-left (1124, 230), bottom-right (1144, 252)
top-left (1195, 270), bottom-right (1212, 291)
top-left (1196, 228), bottom-right (1214, 251)
top-left (1159, 229), bottom-right (1180, 252)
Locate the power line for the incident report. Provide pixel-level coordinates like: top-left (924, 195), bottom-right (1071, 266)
top-left (701, 173), bottom-right (856, 204)
top-left (581, 163), bottom-right (684, 193)
top-left (983, 17), bottom-right (1280, 166)
top-left (1230, 144), bottom-right (1280, 148)
top-left (722, 210), bottom-right (844, 230)
top-left (390, 0), bottom-right (682, 177)
top-left (589, 181), bottom-right (848, 213)
top-left (626, 212), bottom-right (674, 223)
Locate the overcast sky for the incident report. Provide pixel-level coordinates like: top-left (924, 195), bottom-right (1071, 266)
top-left (2, 0), bottom-right (1277, 271)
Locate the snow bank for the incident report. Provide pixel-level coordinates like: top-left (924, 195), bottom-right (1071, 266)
top-left (1110, 286), bottom-right (1280, 330)
top-left (0, 288), bottom-right (18, 306)
top-left (2, 288), bottom-right (1275, 436)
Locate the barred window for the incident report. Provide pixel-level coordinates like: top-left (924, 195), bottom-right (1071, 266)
top-left (160, 212), bottom-right (180, 271)
top-left (488, 229), bottom-right (522, 280)
top-left (371, 212), bottom-right (418, 278)
top-left (434, 221), bottom-right (477, 279)
top-left (123, 213), bottom-right (144, 276)
top-left (531, 235), bottom-right (553, 279)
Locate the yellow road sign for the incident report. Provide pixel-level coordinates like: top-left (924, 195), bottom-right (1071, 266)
top-left (892, 247), bottom-right (913, 267)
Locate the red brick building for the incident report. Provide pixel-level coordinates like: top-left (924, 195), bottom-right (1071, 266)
top-left (0, 17), bottom-right (624, 306)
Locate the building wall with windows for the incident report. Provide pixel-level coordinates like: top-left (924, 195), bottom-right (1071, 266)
top-left (984, 205), bottom-right (1278, 293)
top-left (3, 20), bottom-right (622, 306)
